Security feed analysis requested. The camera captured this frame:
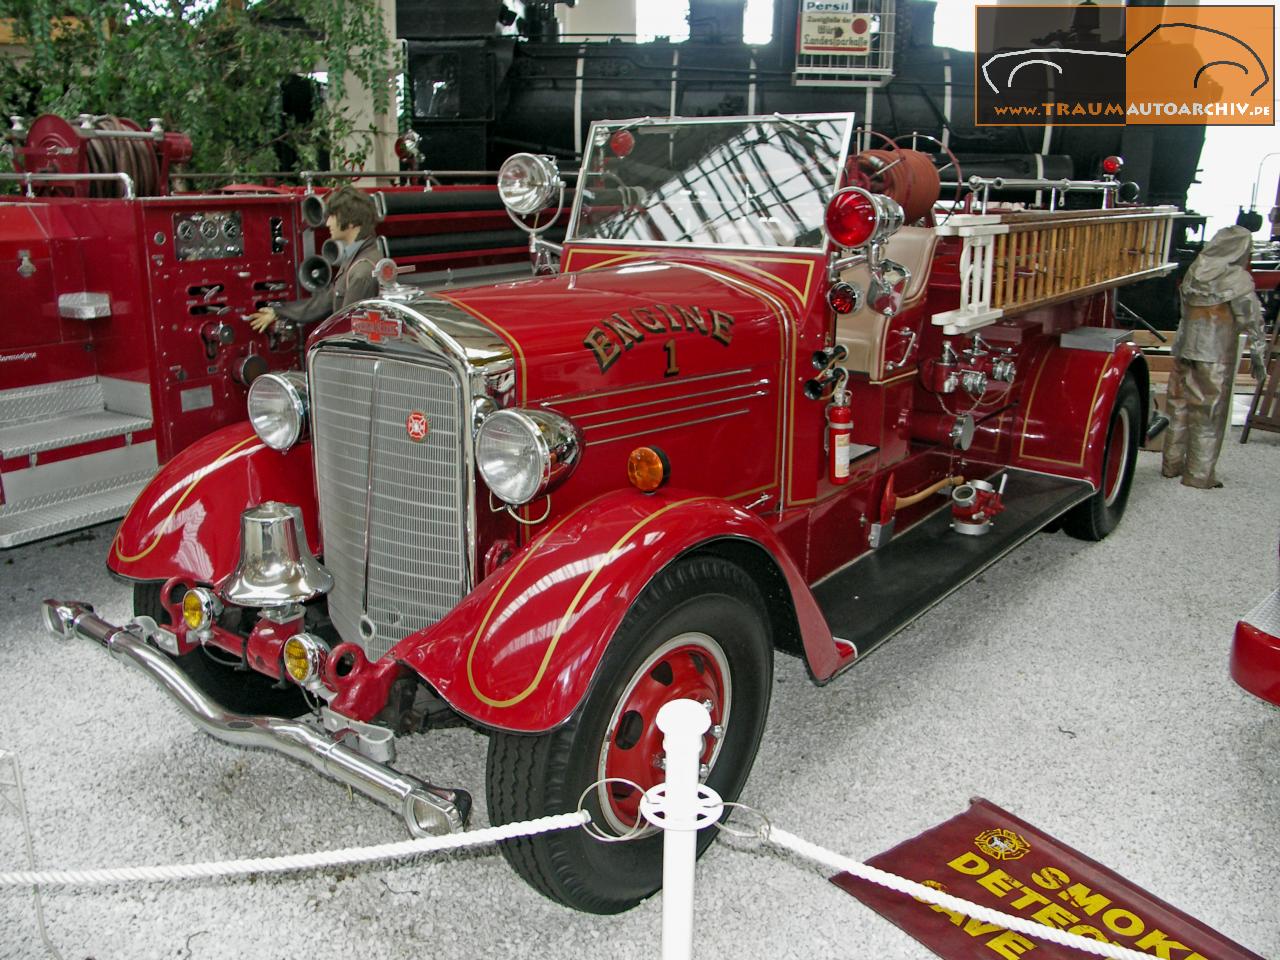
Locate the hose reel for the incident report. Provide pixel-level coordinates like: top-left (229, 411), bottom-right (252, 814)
top-left (845, 147), bottom-right (942, 225)
top-left (9, 114), bottom-right (192, 198)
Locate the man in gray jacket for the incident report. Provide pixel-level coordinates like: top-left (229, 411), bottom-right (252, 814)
top-left (249, 185), bottom-right (381, 332)
top-left (1161, 225), bottom-right (1266, 488)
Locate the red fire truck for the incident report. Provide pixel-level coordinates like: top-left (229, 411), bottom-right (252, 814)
top-left (43, 113), bottom-right (1176, 913)
top-left (0, 114), bottom-right (531, 547)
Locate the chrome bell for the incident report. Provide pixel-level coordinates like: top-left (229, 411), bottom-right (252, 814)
top-left (221, 501), bottom-right (333, 608)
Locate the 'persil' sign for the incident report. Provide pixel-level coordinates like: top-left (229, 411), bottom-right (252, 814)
top-left (798, 1), bottom-right (872, 57)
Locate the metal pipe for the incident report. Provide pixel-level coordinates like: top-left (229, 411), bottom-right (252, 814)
top-left (40, 600), bottom-right (469, 837)
top-left (301, 169), bottom-right (503, 179)
top-left (0, 171), bottom-right (135, 200)
top-left (939, 180), bottom-right (1121, 194)
top-left (76, 127), bottom-right (161, 142)
top-left (298, 169), bottom-right (500, 187)
top-left (964, 175), bottom-right (1120, 193)
top-left (1248, 151), bottom-right (1280, 211)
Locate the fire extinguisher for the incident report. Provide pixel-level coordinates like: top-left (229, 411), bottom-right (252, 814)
top-left (827, 381), bottom-right (853, 485)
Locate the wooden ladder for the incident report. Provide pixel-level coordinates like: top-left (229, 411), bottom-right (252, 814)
top-left (1241, 333), bottom-right (1280, 443)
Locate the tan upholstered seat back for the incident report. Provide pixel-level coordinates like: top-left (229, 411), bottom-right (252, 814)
top-left (835, 226), bottom-right (937, 379)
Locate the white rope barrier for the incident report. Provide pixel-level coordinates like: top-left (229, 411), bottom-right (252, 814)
top-left (766, 826), bottom-right (1160, 960)
top-left (0, 811), bottom-right (588, 888)
top-left (0, 708), bottom-right (1230, 960)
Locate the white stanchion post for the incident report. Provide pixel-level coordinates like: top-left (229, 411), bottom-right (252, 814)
top-left (652, 699), bottom-right (712, 960)
top-left (0, 749), bottom-right (64, 960)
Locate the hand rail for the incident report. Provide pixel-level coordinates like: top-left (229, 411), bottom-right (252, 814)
top-left (0, 171), bottom-right (135, 199)
top-left (938, 175), bottom-right (1123, 213)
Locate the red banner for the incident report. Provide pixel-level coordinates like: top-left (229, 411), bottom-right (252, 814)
top-left (834, 798), bottom-right (1264, 960)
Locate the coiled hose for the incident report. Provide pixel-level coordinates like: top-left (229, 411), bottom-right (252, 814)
top-left (84, 116), bottom-right (160, 197)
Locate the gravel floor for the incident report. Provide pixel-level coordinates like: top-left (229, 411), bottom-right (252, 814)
top-left (1, 433), bottom-right (1277, 960)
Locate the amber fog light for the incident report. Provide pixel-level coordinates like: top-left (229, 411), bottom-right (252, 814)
top-left (182, 588), bottom-right (221, 633)
top-left (283, 634), bottom-right (330, 686)
top-left (627, 446), bottom-right (670, 493)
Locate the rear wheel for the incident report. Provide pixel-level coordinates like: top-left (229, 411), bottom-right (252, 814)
top-left (485, 556), bottom-right (773, 914)
top-left (1062, 375), bottom-right (1141, 541)
top-left (134, 582), bottom-right (306, 717)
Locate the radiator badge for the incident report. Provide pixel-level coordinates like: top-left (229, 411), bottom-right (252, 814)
top-left (406, 411), bottom-right (430, 442)
top-left (352, 309), bottom-right (402, 342)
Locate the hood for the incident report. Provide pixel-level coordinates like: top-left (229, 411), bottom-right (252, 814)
top-left (427, 259), bottom-right (789, 407)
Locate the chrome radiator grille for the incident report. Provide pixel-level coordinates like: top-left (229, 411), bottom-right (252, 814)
top-left (310, 351), bottom-right (467, 660)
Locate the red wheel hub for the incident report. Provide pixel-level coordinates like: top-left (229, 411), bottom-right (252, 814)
top-left (598, 638), bottom-right (729, 831)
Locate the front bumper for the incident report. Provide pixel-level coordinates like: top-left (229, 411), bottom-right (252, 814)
top-left (40, 600), bottom-right (471, 836)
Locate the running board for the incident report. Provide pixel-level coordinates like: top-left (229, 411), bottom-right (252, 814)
top-left (0, 472), bottom-right (151, 548)
top-left (813, 469), bottom-right (1094, 665)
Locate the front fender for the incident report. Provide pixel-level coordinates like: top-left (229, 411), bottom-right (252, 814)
top-left (108, 422), bottom-right (319, 585)
top-left (389, 488), bottom-right (835, 733)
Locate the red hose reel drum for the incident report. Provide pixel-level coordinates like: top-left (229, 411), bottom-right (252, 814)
top-left (844, 147), bottom-right (941, 225)
top-left (20, 114), bottom-right (87, 178)
top-left (14, 114), bottom-right (192, 197)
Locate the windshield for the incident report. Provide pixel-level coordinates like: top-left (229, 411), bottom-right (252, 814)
top-left (568, 115), bottom-right (853, 250)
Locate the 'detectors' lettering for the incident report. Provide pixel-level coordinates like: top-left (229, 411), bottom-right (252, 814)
top-left (940, 852), bottom-right (1212, 960)
top-left (583, 303), bottom-right (735, 373)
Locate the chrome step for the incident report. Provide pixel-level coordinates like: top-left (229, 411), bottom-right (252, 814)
top-left (0, 410), bottom-right (153, 459)
top-left (0, 377), bottom-right (103, 425)
top-left (0, 471), bottom-right (150, 548)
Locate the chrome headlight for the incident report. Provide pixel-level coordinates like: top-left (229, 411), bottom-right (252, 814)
top-left (477, 409), bottom-right (581, 505)
top-left (498, 153), bottom-right (561, 215)
top-left (248, 372), bottom-right (308, 451)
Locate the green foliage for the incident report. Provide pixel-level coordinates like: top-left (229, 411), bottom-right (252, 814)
top-left (0, 0), bottom-right (401, 173)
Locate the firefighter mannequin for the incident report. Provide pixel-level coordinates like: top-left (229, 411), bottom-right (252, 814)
top-left (249, 185), bottom-right (380, 332)
top-left (1161, 225), bottom-right (1265, 488)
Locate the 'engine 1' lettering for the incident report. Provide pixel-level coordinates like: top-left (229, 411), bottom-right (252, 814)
top-left (584, 303), bottom-right (735, 373)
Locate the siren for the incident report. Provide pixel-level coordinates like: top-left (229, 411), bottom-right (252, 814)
top-left (297, 255), bottom-right (332, 293)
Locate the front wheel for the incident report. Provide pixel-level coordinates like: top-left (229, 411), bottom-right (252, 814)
top-left (485, 555), bottom-right (774, 914)
top-left (1062, 375), bottom-right (1141, 541)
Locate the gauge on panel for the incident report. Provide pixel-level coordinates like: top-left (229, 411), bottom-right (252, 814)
top-left (200, 219), bottom-right (219, 240)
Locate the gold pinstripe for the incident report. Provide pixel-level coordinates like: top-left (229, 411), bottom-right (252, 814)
top-left (112, 435), bottom-right (260, 564)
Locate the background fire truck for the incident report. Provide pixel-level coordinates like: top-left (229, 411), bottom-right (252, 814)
top-left (0, 113), bottom-right (537, 547)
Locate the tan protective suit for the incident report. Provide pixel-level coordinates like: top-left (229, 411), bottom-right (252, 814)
top-left (1161, 226), bottom-right (1265, 488)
